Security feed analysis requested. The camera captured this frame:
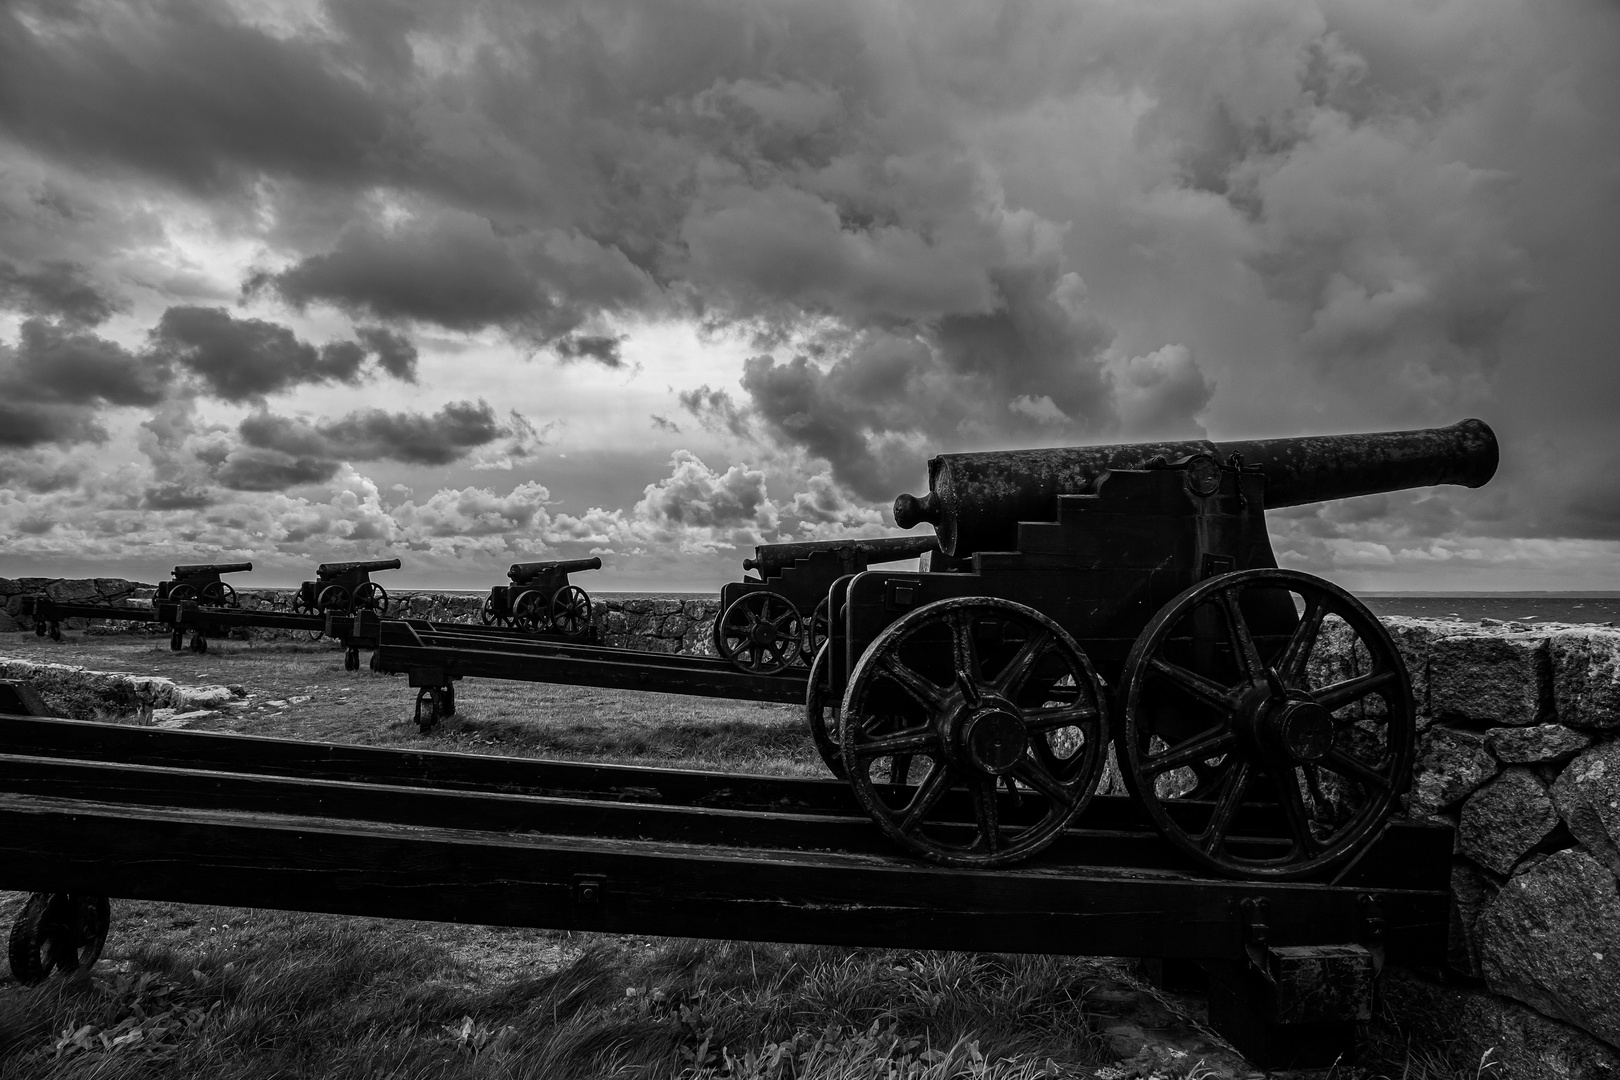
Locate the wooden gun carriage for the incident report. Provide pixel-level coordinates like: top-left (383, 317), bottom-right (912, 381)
top-left (714, 536), bottom-right (940, 674)
top-left (811, 419), bottom-right (1497, 882)
top-left (478, 557), bottom-right (601, 638)
top-left (293, 558), bottom-right (400, 618)
top-left (19, 561), bottom-right (253, 642)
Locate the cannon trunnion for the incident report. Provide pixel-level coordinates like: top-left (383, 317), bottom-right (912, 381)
top-left (478, 557), bottom-right (602, 638)
top-left (815, 420), bottom-right (1498, 882)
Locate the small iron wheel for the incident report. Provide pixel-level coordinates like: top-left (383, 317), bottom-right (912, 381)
top-left (1117, 568), bottom-right (1416, 880)
top-left (33, 622), bottom-right (46, 637)
top-left (368, 650), bottom-right (383, 673)
top-left (804, 642), bottom-right (846, 779)
top-left (290, 595), bottom-right (324, 640)
top-left (199, 581), bottom-right (237, 608)
top-left (550, 586), bottom-right (592, 637)
top-left (511, 589), bottom-right (551, 633)
top-left (48, 622), bottom-right (62, 642)
top-left (316, 584), bottom-right (351, 615)
top-left (353, 581), bottom-right (390, 614)
top-left (169, 630), bottom-right (183, 652)
top-left (717, 592), bottom-right (802, 674)
top-left (189, 632), bottom-right (208, 654)
top-left (8, 893), bottom-right (110, 985)
top-left (803, 597), bottom-right (831, 666)
top-left (414, 687), bottom-right (444, 732)
top-left (478, 598), bottom-right (500, 626)
top-left (168, 583), bottom-right (199, 603)
top-left (344, 647), bottom-right (360, 672)
top-left (839, 597), bottom-right (1109, 868)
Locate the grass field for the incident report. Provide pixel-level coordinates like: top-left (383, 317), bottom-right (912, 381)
top-left (0, 633), bottom-right (1482, 1079)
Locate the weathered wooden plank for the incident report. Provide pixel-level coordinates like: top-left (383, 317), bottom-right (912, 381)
top-left (0, 795), bottom-right (1449, 963)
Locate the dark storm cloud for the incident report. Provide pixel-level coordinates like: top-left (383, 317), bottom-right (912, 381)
top-left (239, 400), bottom-right (507, 467)
top-left (0, 260), bottom-right (121, 326)
top-left (0, 0), bottom-right (401, 195)
top-left (258, 211), bottom-right (656, 354)
top-left (0, 320), bottom-right (171, 447)
top-left (149, 307), bottom-right (408, 401)
top-left (354, 326), bottom-right (418, 382)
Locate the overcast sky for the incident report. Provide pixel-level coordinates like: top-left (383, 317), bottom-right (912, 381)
top-left (0, 0), bottom-right (1616, 594)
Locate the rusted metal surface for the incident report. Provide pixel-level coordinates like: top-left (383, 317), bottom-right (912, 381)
top-left (894, 418), bottom-right (1498, 556)
top-left (741, 535), bottom-right (939, 579)
top-left (508, 556), bottom-right (602, 582)
top-left (316, 558), bottom-right (402, 580)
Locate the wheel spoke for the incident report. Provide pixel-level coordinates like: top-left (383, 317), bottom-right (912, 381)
top-left (1219, 588), bottom-right (1265, 680)
top-left (1010, 758), bottom-right (1077, 810)
top-left (1147, 657), bottom-right (1235, 716)
top-left (897, 763), bottom-right (954, 834)
top-left (990, 629), bottom-right (1051, 698)
top-left (973, 779), bottom-right (1001, 853)
top-left (1143, 726), bottom-right (1237, 777)
top-left (1274, 769), bottom-right (1320, 856)
top-left (947, 610), bottom-right (980, 685)
top-left (1315, 669), bottom-right (1397, 711)
top-left (1023, 702), bottom-right (1099, 732)
top-left (879, 655), bottom-right (949, 712)
top-left (1278, 595), bottom-right (1328, 689)
top-left (1321, 747), bottom-right (1393, 791)
top-left (1198, 759), bottom-right (1252, 854)
top-left (852, 727), bottom-right (937, 759)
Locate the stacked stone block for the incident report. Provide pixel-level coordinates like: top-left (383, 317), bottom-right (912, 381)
top-left (1381, 617), bottom-right (1620, 1073)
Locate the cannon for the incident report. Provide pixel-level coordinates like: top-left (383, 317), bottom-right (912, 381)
top-left (478, 557), bottom-right (602, 637)
top-left (715, 535), bottom-right (941, 675)
top-left (811, 419), bottom-right (1497, 880)
top-left (293, 558), bottom-right (401, 619)
top-left (156, 561), bottom-right (252, 609)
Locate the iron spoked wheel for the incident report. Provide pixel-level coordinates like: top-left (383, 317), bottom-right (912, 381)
top-left (316, 584), bottom-right (351, 615)
top-left (291, 595), bottom-right (324, 641)
top-left (199, 581), bottom-right (237, 608)
top-left (803, 597), bottom-right (831, 667)
top-left (353, 582), bottom-right (390, 615)
top-left (1118, 569), bottom-right (1416, 880)
top-left (717, 592), bottom-right (802, 674)
top-left (168, 584), bottom-right (199, 603)
top-left (550, 586), bottom-right (592, 637)
top-left (804, 642), bottom-right (845, 779)
top-left (8, 893), bottom-right (110, 985)
top-left (511, 589), bottom-right (551, 633)
top-left (478, 598), bottom-right (502, 627)
top-left (189, 632), bottom-right (208, 654)
top-left (414, 687), bottom-right (445, 732)
top-left (839, 597), bottom-right (1109, 868)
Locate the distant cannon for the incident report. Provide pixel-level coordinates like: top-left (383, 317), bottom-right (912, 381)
top-left (156, 562), bottom-right (252, 610)
top-left (812, 419), bottom-right (1499, 879)
top-left (715, 535), bottom-right (940, 675)
top-left (479, 557), bottom-right (602, 637)
top-left (294, 558), bottom-right (401, 619)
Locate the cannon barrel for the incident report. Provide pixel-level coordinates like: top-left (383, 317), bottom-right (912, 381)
top-left (507, 556), bottom-right (603, 582)
top-left (894, 419), bottom-right (1498, 557)
top-left (171, 561), bottom-right (252, 577)
top-left (316, 558), bottom-right (402, 579)
top-left (741, 535), bottom-right (941, 577)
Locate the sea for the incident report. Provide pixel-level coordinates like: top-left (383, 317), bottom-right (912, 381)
top-left (1359, 593), bottom-right (1620, 627)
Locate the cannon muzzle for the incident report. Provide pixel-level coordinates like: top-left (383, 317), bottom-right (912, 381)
top-left (508, 556), bottom-right (603, 582)
top-left (316, 558), bottom-right (402, 579)
top-left (741, 536), bottom-right (941, 577)
top-left (895, 419), bottom-right (1498, 556)
top-left (171, 562), bottom-right (253, 577)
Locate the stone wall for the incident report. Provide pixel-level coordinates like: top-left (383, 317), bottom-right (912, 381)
top-left (0, 578), bottom-right (724, 656)
top-left (1379, 615), bottom-right (1620, 1075)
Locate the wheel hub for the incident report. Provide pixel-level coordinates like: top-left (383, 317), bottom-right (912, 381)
top-left (1269, 698), bottom-right (1335, 763)
top-left (961, 707), bottom-right (1027, 774)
